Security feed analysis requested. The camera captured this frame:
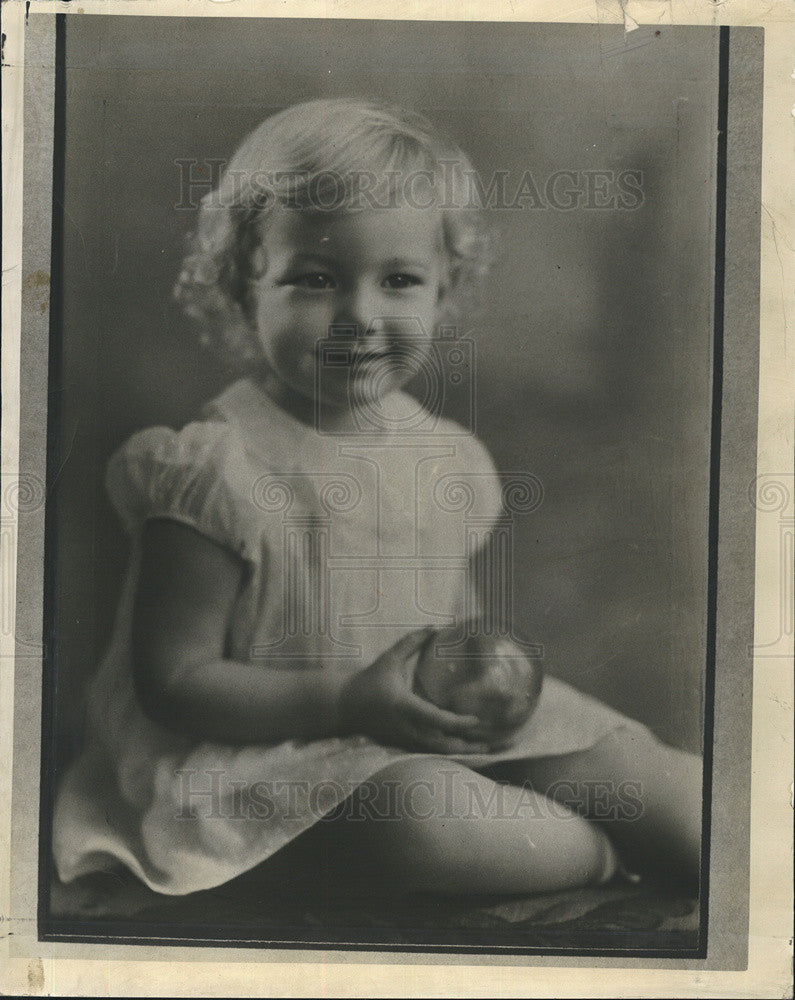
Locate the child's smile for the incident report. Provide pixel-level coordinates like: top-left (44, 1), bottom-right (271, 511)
top-left (251, 203), bottom-right (448, 430)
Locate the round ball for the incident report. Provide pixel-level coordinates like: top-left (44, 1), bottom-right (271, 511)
top-left (414, 627), bottom-right (543, 734)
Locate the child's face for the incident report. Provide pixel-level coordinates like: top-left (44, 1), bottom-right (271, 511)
top-left (250, 203), bottom-right (448, 418)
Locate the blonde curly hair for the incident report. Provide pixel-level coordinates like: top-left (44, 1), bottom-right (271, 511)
top-left (174, 97), bottom-right (493, 371)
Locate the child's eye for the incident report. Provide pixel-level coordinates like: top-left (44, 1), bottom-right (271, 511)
top-left (383, 273), bottom-right (423, 290)
top-left (290, 273), bottom-right (336, 290)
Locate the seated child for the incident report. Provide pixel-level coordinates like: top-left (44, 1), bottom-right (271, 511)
top-left (53, 97), bottom-right (702, 899)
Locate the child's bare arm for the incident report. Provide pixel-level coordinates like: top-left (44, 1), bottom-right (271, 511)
top-left (131, 519), bottom-right (349, 743)
top-left (132, 519), bottom-right (493, 751)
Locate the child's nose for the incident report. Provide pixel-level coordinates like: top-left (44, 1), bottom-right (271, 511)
top-left (332, 286), bottom-right (383, 336)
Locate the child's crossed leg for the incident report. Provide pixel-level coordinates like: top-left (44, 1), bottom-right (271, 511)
top-left (294, 728), bottom-right (700, 897)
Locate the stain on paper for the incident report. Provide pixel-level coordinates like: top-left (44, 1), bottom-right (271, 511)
top-left (27, 957), bottom-right (45, 994)
top-left (22, 269), bottom-right (50, 316)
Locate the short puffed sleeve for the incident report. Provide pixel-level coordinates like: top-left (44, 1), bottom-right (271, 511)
top-left (430, 418), bottom-right (505, 529)
top-left (459, 433), bottom-right (505, 528)
top-left (104, 420), bottom-right (263, 564)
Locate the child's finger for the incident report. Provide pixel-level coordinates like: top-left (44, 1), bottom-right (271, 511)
top-left (406, 695), bottom-right (483, 736)
top-left (409, 729), bottom-right (494, 756)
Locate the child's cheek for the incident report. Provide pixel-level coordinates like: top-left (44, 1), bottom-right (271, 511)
top-left (282, 291), bottom-right (334, 333)
top-left (396, 290), bottom-right (442, 331)
top-left (258, 295), bottom-right (323, 341)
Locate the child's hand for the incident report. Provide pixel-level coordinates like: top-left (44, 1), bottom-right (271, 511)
top-left (338, 628), bottom-right (503, 754)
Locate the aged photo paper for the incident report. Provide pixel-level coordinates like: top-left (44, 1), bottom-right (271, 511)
top-left (2, 1), bottom-right (792, 996)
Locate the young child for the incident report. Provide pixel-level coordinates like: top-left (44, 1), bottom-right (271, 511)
top-left (53, 98), bottom-right (702, 900)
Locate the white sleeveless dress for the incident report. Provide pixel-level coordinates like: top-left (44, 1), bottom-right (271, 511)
top-left (53, 377), bottom-right (647, 894)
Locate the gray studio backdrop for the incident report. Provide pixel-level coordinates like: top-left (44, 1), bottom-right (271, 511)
top-left (56, 18), bottom-right (718, 759)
